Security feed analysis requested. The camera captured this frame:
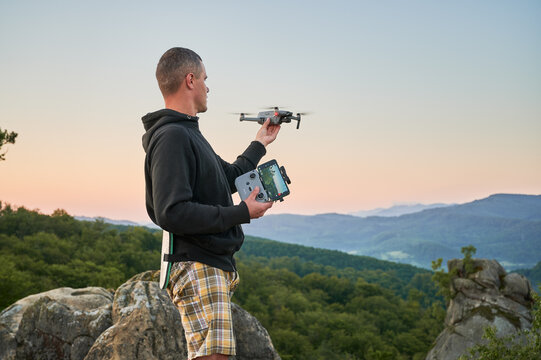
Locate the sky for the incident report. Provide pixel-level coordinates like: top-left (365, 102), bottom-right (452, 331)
top-left (1, 0), bottom-right (540, 223)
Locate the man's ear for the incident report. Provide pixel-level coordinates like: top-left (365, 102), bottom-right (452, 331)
top-left (185, 73), bottom-right (195, 90)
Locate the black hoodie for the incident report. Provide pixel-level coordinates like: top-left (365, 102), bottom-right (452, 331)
top-left (142, 109), bottom-right (266, 271)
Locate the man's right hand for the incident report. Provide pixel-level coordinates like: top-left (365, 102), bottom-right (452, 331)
top-left (244, 186), bottom-right (273, 219)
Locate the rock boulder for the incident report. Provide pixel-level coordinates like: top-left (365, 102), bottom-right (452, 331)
top-left (1, 287), bottom-right (113, 360)
top-left (0, 271), bottom-right (281, 360)
top-left (426, 259), bottom-right (534, 360)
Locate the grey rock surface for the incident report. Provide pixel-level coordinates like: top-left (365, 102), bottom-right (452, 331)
top-left (232, 303), bottom-right (281, 360)
top-left (84, 272), bottom-right (187, 360)
top-left (501, 273), bottom-right (532, 306)
top-left (426, 259), bottom-right (534, 360)
top-left (0, 287), bottom-right (113, 360)
top-left (0, 270), bottom-right (281, 360)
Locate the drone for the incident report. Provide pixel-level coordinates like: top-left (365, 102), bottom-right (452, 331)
top-left (237, 107), bottom-right (307, 129)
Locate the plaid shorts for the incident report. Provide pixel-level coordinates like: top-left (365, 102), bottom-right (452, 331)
top-left (166, 261), bottom-right (239, 359)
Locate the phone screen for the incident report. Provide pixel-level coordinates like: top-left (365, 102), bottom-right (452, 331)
top-left (258, 161), bottom-right (290, 201)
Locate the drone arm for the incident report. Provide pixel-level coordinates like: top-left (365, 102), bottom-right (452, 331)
top-left (240, 117), bottom-right (265, 124)
top-left (293, 113), bottom-right (301, 129)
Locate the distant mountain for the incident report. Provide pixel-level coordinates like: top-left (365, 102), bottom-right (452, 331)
top-left (350, 203), bottom-right (452, 217)
top-left (74, 216), bottom-right (160, 229)
top-left (442, 193), bottom-right (541, 221)
top-left (243, 194), bottom-right (541, 271)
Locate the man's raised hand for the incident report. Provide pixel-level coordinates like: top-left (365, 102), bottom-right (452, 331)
top-left (255, 118), bottom-right (280, 147)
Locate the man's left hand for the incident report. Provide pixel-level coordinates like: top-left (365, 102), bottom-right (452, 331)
top-left (255, 118), bottom-right (281, 147)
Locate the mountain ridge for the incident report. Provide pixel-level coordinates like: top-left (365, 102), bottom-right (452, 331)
top-left (243, 194), bottom-right (541, 270)
top-left (75, 193), bottom-right (540, 226)
top-left (350, 202), bottom-right (452, 217)
top-left (74, 215), bottom-right (160, 229)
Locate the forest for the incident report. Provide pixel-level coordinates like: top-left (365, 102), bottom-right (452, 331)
top-left (1, 203), bottom-right (449, 359)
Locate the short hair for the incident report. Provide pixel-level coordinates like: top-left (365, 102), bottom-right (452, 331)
top-left (156, 47), bottom-right (203, 97)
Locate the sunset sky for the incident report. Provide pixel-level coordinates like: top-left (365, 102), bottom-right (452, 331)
top-left (1, 1), bottom-right (540, 223)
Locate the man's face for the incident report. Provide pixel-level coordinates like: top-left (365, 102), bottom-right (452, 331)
top-left (194, 62), bottom-right (209, 114)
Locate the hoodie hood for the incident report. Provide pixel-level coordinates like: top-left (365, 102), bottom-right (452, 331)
top-left (141, 109), bottom-right (199, 151)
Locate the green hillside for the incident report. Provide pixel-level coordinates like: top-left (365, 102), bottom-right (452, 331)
top-left (516, 261), bottom-right (541, 290)
top-left (238, 236), bottom-right (438, 301)
top-left (0, 204), bottom-right (161, 310)
top-left (240, 236), bottom-right (426, 280)
top-left (0, 203), bottom-right (445, 359)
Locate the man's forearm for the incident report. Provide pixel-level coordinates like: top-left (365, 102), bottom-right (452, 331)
top-left (155, 200), bottom-right (250, 235)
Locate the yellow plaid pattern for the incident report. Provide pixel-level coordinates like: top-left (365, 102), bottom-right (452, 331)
top-left (166, 261), bottom-right (239, 359)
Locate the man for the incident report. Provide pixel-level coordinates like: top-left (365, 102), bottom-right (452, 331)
top-left (142, 47), bottom-right (280, 360)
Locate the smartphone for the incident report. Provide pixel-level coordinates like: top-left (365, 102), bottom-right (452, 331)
top-left (257, 159), bottom-right (290, 201)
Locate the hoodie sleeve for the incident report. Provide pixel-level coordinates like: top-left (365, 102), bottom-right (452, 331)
top-left (148, 126), bottom-right (250, 235)
top-left (217, 141), bottom-right (267, 193)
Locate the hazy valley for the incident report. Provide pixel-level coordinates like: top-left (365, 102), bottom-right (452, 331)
top-left (243, 194), bottom-right (541, 270)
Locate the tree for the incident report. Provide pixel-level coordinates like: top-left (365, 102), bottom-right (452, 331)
top-left (431, 245), bottom-right (477, 303)
top-left (0, 127), bottom-right (18, 161)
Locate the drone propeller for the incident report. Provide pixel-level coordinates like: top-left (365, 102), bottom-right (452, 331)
top-left (296, 111), bottom-right (312, 116)
top-left (229, 112), bottom-right (254, 116)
